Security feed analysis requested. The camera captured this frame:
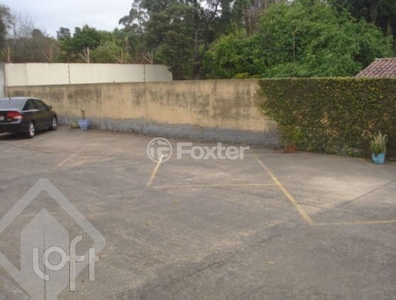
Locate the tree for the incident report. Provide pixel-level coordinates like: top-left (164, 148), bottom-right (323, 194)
top-left (91, 40), bottom-right (129, 63)
top-left (57, 25), bottom-right (111, 62)
top-left (57, 27), bottom-right (71, 41)
top-left (258, 0), bottom-right (394, 77)
top-left (202, 34), bottom-right (264, 78)
top-left (0, 4), bottom-right (13, 50)
top-left (119, 0), bottom-right (244, 79)
top-left (7, 29), bottom-right (59, 63)
top-left (119, 0), bottom-right (148, 34)
top-left (329, 0), bottom-right (396, 52)
top-left (4, 12), bottom-right (59, 63)
top-left (8, 12), bottom-right (35, 40)
top-left (203, 0), bottom-right (394, 78)
top-left (232, 0), bottom-right (283, 36)
top-left (145, 2), bottom-right (196, 78)
top-left (70, 25), bottom-right (103, 52)
top-left (112, 28), bottom-right (144, 62)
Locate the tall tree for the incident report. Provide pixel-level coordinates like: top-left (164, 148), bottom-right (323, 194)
top-left (145, 2), bottom-right (196, 78)
top-left (233, 0), bottom-right (283, 36)
top-left (0, 4), bottom-right (13, 50)
top-left (330, 0), bottom-right (396, 52)
top-left (4, 12), bottom-right (59, 63)
top-left (7, 29), bottom-right (59, 63)
top-left (119, 0), bottom-right (241, 79)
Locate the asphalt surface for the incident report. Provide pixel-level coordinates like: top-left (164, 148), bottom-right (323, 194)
top-left (0, 128), bottom-right (396, 299)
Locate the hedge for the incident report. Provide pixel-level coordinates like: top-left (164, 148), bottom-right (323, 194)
top-left (258, 78), bottom-right (396, 160)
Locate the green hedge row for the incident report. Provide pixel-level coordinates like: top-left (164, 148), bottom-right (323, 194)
top-left (258, 78), bottom-right (396, 160)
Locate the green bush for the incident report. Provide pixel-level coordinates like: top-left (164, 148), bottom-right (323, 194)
top-left (258, 78), bottom-right (396, 160)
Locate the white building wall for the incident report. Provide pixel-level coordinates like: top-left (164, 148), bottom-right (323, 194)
top-left (144, 64), bottom-right (174, 82)
top-left (68, 64), bottom-right (146, 84)
top-left (4, 63), bottom-right (172, 87)
top-left (5, 64), bottom-right (69, 86)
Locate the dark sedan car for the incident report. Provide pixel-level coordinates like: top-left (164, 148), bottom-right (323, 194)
top-left (0, 97), bottom-right (58, 138)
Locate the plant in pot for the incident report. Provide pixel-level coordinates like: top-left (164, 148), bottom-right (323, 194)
top-left (370, 132), bottom-right (388, 164)
top-left (78, 109), bottom-right (91, 131)
top-left (280, 126), bottom-right (301, 153)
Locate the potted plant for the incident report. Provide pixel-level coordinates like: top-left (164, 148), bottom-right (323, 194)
top-left (370, 132), bottom-right (388, 164)
top-left (78, 109), bottom-right (91, 131)
top-left (283, 141), bottom-right (297, 153)
top-left (281, 126), bottom-right (301, 153)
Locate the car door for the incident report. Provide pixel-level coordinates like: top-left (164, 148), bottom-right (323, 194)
top-left (23, 99), bottom-right (42, 128)
top-left (39, 99), bottom-right (53, 128)
top-left (33, 99), bottom-right (51, 130)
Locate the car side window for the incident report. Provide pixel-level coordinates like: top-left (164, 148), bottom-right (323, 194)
top-left (35, 100), bottom-right (47, 111)
top-left (23, 100), bottom-right (38, 111)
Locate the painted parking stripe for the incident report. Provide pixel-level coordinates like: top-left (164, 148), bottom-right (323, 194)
top-left (2, 137), bottom-right (46, 153)
top-left (256, 155), bottom-right (314, 225)
top-left (152, 183), bottom-right (277, 189)
top-left (315, 220), bottom-right (396, 226)
top-left (147, 155), bottom-right (164, 187)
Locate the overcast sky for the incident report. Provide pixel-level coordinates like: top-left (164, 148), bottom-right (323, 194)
top-left (2, 0), bottom-right (132, 37)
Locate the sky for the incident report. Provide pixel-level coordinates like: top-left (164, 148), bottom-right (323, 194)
top-left (2, 0), bottom-right (132, 37)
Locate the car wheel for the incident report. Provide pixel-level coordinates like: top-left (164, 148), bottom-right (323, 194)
top-left (49, 116), bottom-right (58, 131)
top-left (26, 121), bottom-right (35, 138)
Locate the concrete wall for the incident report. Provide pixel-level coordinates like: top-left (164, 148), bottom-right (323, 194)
top-left (6, 80), bottom-right (278, 145)
top-left (0, 64), bottom-right (4, 98)
top-left (4, 63), bottom-right (173, 87)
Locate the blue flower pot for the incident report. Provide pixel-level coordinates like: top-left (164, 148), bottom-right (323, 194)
top-left (372, 153), bottom-right (385, 164)
top-left (78, 119), bottom-right (91, 131)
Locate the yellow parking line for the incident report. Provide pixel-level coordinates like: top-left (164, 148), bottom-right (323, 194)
top-left (152, 183), bottom-right (277, 189)
top-left (147, 156), bottom-right (164, 187)
top-left (2, 137), bottom-right (46, 153)
top-left (255, 156), bottom-right (314, 225)
top-left (315, 220), bottom-right (396, 226)
top-left (57, 154), bottom-right (76, 167)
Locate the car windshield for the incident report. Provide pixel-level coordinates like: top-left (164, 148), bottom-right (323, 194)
top-left (0, 99), bottom-right (26, 110)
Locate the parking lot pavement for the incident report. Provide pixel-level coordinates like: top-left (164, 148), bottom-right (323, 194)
top-left (0, 128), bottom-right (396, 299)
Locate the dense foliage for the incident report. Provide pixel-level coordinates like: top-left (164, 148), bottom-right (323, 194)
top-left (0, 0), bottom-right (395, 79)
top-left (117, 0), bottom-right (257, 79)
top-left (258, 78), bottom-right (396, 159)
top-left (1, 10), bottom-right (59, 63)
top-left (330, 0), bottom-right (396, 52)
top-left (144, 3), bottom-right (196, 79)
top-left (204, 0), bottom-right (394, 78)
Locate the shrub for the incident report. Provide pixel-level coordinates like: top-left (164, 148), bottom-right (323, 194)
top-left (258, 78), bottom-right (396, 160)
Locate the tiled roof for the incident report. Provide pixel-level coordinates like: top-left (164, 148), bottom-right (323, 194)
top-left (356, 58), bottom-right (396, 78)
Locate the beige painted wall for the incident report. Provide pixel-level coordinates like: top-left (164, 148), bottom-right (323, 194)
top-left (4, 63), bottom-right (173, 87)
top-left (6, 80), bottom-right (275, 135)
